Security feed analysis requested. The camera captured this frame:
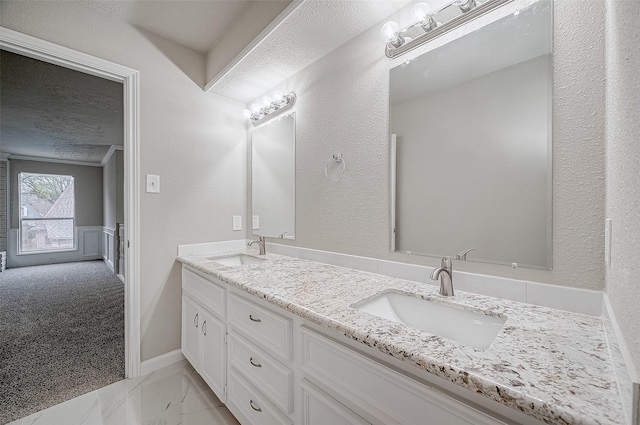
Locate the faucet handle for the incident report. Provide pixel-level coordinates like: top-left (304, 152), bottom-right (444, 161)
top-left (455, 248), bottom-right (475, 260)
top-left (441, 257), bottom-right (452, 268)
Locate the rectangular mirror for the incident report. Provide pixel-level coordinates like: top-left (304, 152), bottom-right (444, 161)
top-left (251, 113), bottom-right (296, 239)
top-left (390, 0), bottom-right (552, 269)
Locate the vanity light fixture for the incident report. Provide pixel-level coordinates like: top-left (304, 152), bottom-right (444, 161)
top-left (243, 91), bottom-right (296, 127)
top-left (382, 0), bottom-right (513, 58)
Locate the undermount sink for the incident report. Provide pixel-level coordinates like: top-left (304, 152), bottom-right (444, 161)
top-left (208, 254), bottom-right (266, 267)
top-left (354, 291), bottom-right (506, 349)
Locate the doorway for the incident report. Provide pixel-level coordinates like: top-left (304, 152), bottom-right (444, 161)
top-left (0, 24), bottom-right (141, 387)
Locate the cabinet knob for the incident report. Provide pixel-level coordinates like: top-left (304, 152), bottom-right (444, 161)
top-left (249, 314), bottom-right (261, 323)
top-left (250, 400), bottom-right (262, 412)
top-left (249, 357), bottom-right (262, 368)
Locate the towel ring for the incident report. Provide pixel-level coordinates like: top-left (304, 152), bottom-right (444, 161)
top-left (325, 153), bottom-right (346, 182)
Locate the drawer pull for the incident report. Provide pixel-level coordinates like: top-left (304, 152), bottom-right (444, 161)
top-left (249, 357), bottom-right (262, 368)
top-left (249, 314), bottom-right (262, 323)
top-left (194, 313), bottom-right (198, 328)
top-left (250, 399), bottom-right (262, 412)
top-left (202, 320), bottom-right (207, 336)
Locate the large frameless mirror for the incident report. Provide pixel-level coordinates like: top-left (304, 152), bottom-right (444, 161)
top-left (389, 0), bottom-right (553, 269)
top-left (251, 113), bottom-right (296, 239)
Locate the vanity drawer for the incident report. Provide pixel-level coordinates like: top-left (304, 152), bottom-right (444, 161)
top-left (300, 327), bottom-right (507, 425)
top-left (228, 293), bottom-right (292, 361)
top-left (227, 368), bottom-right (292, 425)
top-left (229, 331), bottom-right (293, 413)
top-left (182, 267), bottom-right (225, 318)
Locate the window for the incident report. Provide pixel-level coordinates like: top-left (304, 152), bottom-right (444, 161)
top-left (19, 172), bottom-right (75, 253)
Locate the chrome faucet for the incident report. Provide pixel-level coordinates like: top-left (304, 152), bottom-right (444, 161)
top-left (455, 248), bottom-right (476, 261)
top-left (430, 257), bottom-right (454, 296)
top-left (248, 236), bottom-right (266, 255)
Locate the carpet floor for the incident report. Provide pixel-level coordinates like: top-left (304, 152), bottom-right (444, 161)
top-left (0, 260), bottom-right (124, 424)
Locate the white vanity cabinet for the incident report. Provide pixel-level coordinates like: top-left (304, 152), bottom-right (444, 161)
top-left (226, 292), bottom-right (295, 424)
top-left (300, 328), bottom-right (507, 425)
top-left (300, 380), bottom-right (371, 425)
top-left (180, 263), bottom-right (533, 425)
top-left (181, 268), bottom-right (227, 403)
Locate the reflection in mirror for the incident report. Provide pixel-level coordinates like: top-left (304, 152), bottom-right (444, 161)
top-left (390, 0), bottom-right (552, 269)
top-left (251, 113), bottom-right (295, 239)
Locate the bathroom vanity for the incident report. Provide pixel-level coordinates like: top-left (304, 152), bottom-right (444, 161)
top-left (178, 251), bottom-right (624, 425)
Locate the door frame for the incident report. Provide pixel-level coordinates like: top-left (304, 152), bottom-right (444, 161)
top-left (1, 27), bottom-right (142, 378)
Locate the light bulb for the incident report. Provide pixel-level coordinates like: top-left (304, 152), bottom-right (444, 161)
top-left (411, 2), bottom-right (432, 22)
top-left (250, 103), bottom-right (261, 115)
top-left (380, 21), bottom-right (399, 43)
top-left (272, 90), bottom-right (284, 103)
top-left (262, 96), bottom-right (272, 108)
top-left (242, 109), bottom-right (252, 119)
top-left (452, 0), bottom-right (476, 12)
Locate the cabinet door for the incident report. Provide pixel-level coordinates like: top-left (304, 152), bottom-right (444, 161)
top-left (182, 296), bottom-right (200, 369)
top-left (200, 309), bottom-right (227, 403)
top-left (301, 380), bottom-right (370, 425)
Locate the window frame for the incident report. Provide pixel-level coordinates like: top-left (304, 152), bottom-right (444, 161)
top-left (18, 172), bottom-right (77, 255)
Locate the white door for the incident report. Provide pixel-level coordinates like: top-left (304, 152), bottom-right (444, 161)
top-left (182, 296), bottom-right (200, 369)
top-left (200, 309), bottom-right (227, 403)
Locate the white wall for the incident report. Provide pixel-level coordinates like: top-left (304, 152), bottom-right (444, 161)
top-left (392, 55), bottom-right (550, 268)
top-left (103, 152), bottom-right (117, 231)
top-left (605, 0), bottom-right (640, 376)
top-left (0, 1), bottom-right (247, 361)
top-left (249, 0), bottom-right (606, 290)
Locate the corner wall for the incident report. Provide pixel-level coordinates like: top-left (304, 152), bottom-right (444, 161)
top-left (605, 0), bottom-right (640, 382)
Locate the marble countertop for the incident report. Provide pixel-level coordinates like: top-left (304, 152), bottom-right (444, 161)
top-left (177, 250), bottom-right (624, 425)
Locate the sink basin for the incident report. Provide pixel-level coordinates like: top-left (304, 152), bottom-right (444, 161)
top-left (208, 254), bottom-right (266, 267)
top-left (354, 292), bottom-right (506, 349)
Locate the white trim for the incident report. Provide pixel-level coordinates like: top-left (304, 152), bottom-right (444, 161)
top-left (100, 145), bottom-right (124, 166)
top-left (140, 349), bottom-right (185, 376)
top-left (5, 154), bottom-right (102, 167)
top-left (203, 0), bottom-right (305, 92)
top-left (1, 27), bottom-right (142, 378)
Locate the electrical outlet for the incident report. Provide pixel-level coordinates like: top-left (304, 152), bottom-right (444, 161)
top-left (233, 216), bottom-right (242, 231)
top-left (252, 215), bottom-right (260, 230)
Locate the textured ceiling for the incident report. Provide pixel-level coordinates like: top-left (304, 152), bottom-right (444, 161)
top-left (208, 0), bottom-right (413, 102)
top-left (84, 0), bottom-right (254, 53)
top-left (0, 50), bottom-right (124, 164)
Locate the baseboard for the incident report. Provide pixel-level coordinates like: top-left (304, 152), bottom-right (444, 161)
top-left (140, 349), bottom-right (185, 376)
top-left (117, 273), bottom-right (125, 283)
top-left (603, 294), bottom-right (640, 425)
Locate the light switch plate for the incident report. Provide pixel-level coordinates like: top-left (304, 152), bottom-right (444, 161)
top-left (252, 215), bottom-right (260, 230)
top-left (233, 216), bottom-right (242, 231)
top-left (605, 219), bottom-right (612, 267)
top-left (146, 175), bottom-right (160, 193)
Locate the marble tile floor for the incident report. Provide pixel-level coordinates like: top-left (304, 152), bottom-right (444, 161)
top-left (7, 360), bottom-right (239, 425)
